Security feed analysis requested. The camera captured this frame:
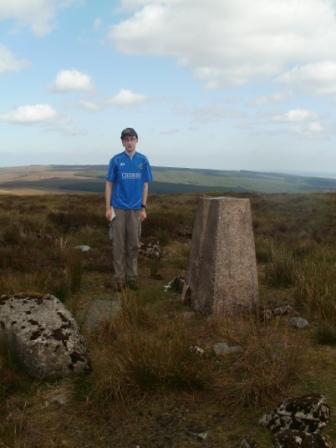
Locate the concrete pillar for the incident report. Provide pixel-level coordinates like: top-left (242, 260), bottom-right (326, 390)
top-left (182, 196), bottom-right (258, 315)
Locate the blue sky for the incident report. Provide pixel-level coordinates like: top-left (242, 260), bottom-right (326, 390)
top-left (1, 0), bottom-right (336, 173)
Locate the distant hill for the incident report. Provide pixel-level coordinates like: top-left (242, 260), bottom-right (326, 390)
top-left (1, 164), bottom-right (336, 194)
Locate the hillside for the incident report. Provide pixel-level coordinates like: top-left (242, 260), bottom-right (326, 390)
top-left (1, 191), bottom-right (336, 447)
top-left (1, 164), bottom-right (336, 194)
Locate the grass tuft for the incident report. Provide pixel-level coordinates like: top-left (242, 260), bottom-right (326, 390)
top-left (76, 295), bottom-right (209, 408)
top-left (314, 322), bottom-right (336, 346)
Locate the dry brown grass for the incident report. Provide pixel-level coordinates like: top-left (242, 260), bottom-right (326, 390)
top-left (204, 316), bottom-right (302, 407)
top-left (1, 192), bottom-right (336, 447)
top-left (78, 295), bottom-right (210, 408)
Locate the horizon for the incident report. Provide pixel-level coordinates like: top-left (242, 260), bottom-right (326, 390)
top-left (1, 1), bottom-right (336, 172)
top-left (2, 162), bottom-right (336, 181)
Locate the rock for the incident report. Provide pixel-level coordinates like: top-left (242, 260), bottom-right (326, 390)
top-left (189, 431), bottom-right (208, 441)
top-left (260, 394), bottom-right (330, 434)
top-left (272, 304), bottom-right (296, 317)
top-left (0, 293), bottom-right (90, 379)
top-left (240, 438), bottom-right (257, 448)
top-left (184, 197), bottom-right (259, 316)
top-left (213, 341), bottom-right (242, 355)
top-left (289, 317), bottom-right (309, 329)
top-left (45, 392), bottom-right (69, 407)
top-left (74, 245), bottom-right (91, 252)
top-left (82, 299), bottom-right (121, 333)
top-left (189, 345), bottom-right (205, 356)
top-left (260, 303), bottom-right (297, 321)
top-left (164, 276), bottom-right (186, 293)
top-left (139, 240), bottom-right (161, 259)
top-left (273, 430), bottom-right (332, 448)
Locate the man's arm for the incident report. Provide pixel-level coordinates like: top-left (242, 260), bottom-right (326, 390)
top-left (139, 182), bottom-right (148, 222)
top-left (105, 181), bottom-right (114, 220)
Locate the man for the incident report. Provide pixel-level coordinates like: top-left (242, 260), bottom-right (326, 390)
top-left (105, 128), bottom-right (153, 291)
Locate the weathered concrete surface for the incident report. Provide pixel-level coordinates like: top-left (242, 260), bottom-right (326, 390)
top-left (183, 197), bottom-right (258, 315)
top-left (0, 293), bottom-right (90, 379)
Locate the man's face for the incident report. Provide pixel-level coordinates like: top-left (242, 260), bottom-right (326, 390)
top-left (122, 136), bottom-right (138, 153)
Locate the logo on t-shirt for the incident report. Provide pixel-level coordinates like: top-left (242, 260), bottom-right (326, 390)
top-left (122, 172), bottom-right (141, 180)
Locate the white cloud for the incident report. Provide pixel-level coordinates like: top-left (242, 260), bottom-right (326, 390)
top-left (93, 17), bottom-right (102, 31)
top-left (79, 99), bottom-right (102, 111)
top-left (291, 120), bottom-right (325, 137)
top-left (280, 62), bottom-right (336, 94)
top-left (273, 109), bottom-right (317, 123)
top-left (51, 69), bottom-right (93, 93)
top-left (252, 92), bottom-right (290, 106)
top-left (1, 104), bottom-right (56, 124)
top-left (109, 0), bottom-right (336, 89)
top-left (47, 115), bottom-right (86, 136)
top-left (0, 45), bottom-right (28, 73)
top-left (109, 89), bottom-right (146, 107)
top-left (308, 121), bottom-right (324, 133)
top-left (0, 0), bottom-right (74, 36)
top-left (270, 108), bottom-right (326, 137)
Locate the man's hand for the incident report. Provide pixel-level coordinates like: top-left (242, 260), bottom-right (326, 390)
top-left (139, 209), bottom-right (147, 222)
top-left (106, 207), bottom-right (114, 221)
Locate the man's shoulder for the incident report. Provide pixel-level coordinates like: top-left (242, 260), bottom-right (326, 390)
top-left (110, 151), bottom-right (126, 163)
top-left (135, 152), bottom-right (150, 162)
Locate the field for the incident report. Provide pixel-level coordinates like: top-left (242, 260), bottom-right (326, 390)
top-left (2, 165), bottom-right (336, 194)
top-left (1, 191), bottom-right (336, 447)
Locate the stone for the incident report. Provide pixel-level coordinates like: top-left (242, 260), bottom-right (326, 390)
top-left (260, 394), bottom-right (330, 434)
top-left (74, 245), bottom-right (91, 252)
top-left (189, 345), bottom-right (205, 356)
top-left (182, 197), bottom-right (258, 315)
top-left (273, 430), bottom-right (332, 448)
top-left (0, 293), bottom-right (90, 379)
top-left (139, 240), bottom-right (161, 259)
top-left (187, 430), bottom-right (208, 441)
top-left (82, 299), bottom-right (121, 333)
top-left (163, 276), bottom-right (186, 293)
top-left (289, 317), bottom-right (309, 329)
top-left (213, 341), bottom-right (242, 355)
top-left (240, 439), bottom-right (257, 448)
top-left (260, 303), bottom-right (297, 321)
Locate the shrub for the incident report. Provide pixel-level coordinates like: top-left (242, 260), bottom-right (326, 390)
top-left (77, 296), bottom-right (209, 407)
top-left (210, 317), bottom-right (302, 407)
top-left (314, 322), bottom-right (336, 346)
top-left (0, 337), bottom-right (32, 400)
top-left (255, 238), bottom-right (273, 263)
top-left (264, 247), bottom-right (296, 288)
top-left (65, 249), bottom-right (83, 294)
top-left (294, 254), bottom-right (336, 322)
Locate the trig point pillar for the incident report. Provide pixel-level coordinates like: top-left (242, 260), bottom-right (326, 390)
top-left (182, 196), bottom-right (258, 315)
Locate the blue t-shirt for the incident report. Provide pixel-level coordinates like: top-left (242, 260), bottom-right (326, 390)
top-left (106, 151), bottom-right (153, 210)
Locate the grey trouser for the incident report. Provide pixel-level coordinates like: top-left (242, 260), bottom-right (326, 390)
top-left (111, 209), bottom-right (141, 281)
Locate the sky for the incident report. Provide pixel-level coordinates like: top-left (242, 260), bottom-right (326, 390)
top-left (1, 0), bottom-right (336, 173)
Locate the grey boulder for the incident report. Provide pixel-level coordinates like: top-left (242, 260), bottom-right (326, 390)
top-left (273, 430), bottom-right (332, 448)
top-left (213, 341), bottom-right (242, 355)
top-left (289, 317), bottom-right (309, 329)
top-left (0, 293), bottom-right (90, 379)
top-left (260, 394), bottom-right (330, 434)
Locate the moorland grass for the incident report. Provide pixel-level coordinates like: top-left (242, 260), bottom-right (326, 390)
top-left (1, 192), bottom-right (336, 447)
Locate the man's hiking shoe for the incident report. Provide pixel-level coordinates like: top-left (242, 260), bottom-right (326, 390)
top-left (113, 280), bottom-right (125, 292)
top-left (127, 279), bottom-right (138, 290)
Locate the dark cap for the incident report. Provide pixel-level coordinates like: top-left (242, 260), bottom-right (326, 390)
top-left (120, 127), bottom-right (138, 139)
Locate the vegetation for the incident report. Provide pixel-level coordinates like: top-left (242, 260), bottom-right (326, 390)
top-left (1, 191), bottom-right (336, 447)
top-left (2, 164), bottom-right (336, 194)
